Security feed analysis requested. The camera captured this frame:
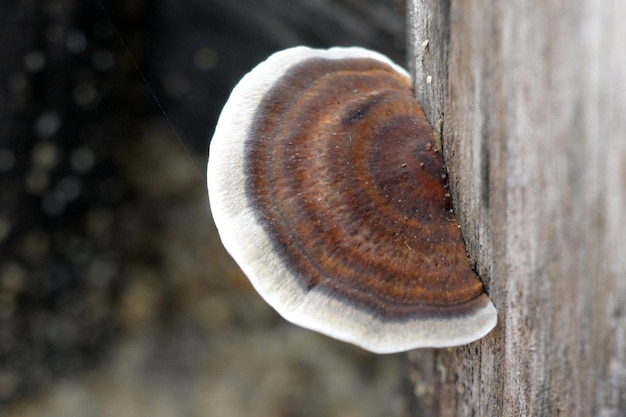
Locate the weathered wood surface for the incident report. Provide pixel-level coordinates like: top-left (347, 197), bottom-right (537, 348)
top-left (407, 0), bottom-right (626, 416)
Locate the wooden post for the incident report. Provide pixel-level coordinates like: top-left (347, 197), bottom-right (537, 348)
top-left (406, 0), bottom-right (626, 415)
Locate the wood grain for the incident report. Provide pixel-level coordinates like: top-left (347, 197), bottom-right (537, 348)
top-left (406, 0), bottom-right (626, 415)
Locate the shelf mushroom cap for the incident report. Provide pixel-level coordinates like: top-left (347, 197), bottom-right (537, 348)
top-left (207, 46), bottom-right (497, 353)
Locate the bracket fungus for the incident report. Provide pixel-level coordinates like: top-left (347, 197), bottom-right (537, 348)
top-left (207, 46), bottom-right (497, 353)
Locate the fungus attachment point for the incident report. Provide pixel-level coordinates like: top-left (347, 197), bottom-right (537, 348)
top-left (208, 46), bottom-right (497, 353)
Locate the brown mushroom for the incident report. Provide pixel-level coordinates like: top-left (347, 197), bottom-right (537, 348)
top-left (207, 46), bottom-right (497, 353)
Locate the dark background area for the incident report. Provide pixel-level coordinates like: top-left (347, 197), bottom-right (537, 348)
top-left (0, 0), bottom-right (408, 415)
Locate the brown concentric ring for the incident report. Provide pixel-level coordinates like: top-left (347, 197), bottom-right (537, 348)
top-left (245, 56), bottom-right (484, 320)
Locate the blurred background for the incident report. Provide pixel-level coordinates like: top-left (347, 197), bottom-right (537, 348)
top-left (0, 0), bottom-right (410, 415)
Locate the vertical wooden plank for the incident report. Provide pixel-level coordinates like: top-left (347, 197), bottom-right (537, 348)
top-left (407, 0), bottom-right (626, 415)
top-left (406, 0), bottom-right (449, 123)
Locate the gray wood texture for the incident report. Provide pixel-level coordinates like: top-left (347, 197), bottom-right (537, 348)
top-left (406, 0), bottom-right (626, 415)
